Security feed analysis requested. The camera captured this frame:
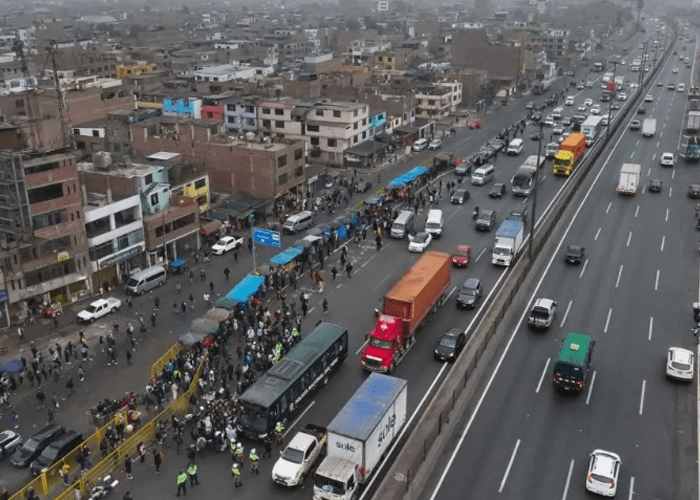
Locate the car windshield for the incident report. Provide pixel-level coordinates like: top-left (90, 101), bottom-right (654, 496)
top-left (454, 190), bottom-right (466, 197)
top-left (461, 287), bottom-right (477, 296)
top-left (368, 337), bottom-right (393, 349)
top-left (314, 476), bottom-right (346, 495)
top-left (85, 305), bottom-right (98, 313)
top-left (439, 337), bottom-right (457, 348)
top-left (22, 438), bottom-right (40, 453)
top-left (280, 447), bottom-right (305, 464)
top-left (454, 249), bottom-right (468, 256)
top-left (414, 234), bottom-right (428, 242)
top-left (41, 444), bottom-right (61, 461)
top-left (215, 239), bottom-right (228, 246)
top-left (478, 211), bottom-right (492, 221)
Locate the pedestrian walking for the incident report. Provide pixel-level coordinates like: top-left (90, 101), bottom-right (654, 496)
top-left (203, 293), bottom-right (211, 307)
top-left (173, 301), bottom-right (178, 315)
top-left (125, 454), bottom-right (133, 479)
top-left (36, 389), bottom-right (45, 409)
top-left (17, 325), bottom-right (24, 340)
top-left (331, 266), bottom-right (337, 280)
top-left (189, 293), bottom-right (194, 308)
top-left (224, 267), bottom-right (230, 281)
top-left (126, 295), bottom-right (132, 309)
top-left (123, 492), bottom-right (133, 500)
top-left (187, 463), bottom-right (199, 486)
top-left (249, 449), bottom-right (259, 474)
top-left (200, 270), bottom-right (206, 282)
top-left (59, 462), bottom-right (71, 486)
top-left (209, 281), bottom-right (214, 294)
top-left (189, 270), bottom-right (194, 283)
top-left (52, 392), bottom-right (60, 409)
top-left (262, 435), bottom-right (272, 458)
top-left (322, 298), bottom-right (329, 315)
top-left (153, 449), bottom-right (162, 474)
top-left (47, 407), bottom-right (55, 424)
top-left (176, 470), bottom-right (187, 497)
top-left (175, 282), bottom-right (182, 294)
top-left (126, 349), bottom-right (133, 366)
top-left (231, 463), bottom-right (242, 488)
top-left (181, 301), bottom-right (187, 315)
top-left (137, 442), bottom-right (146, 464)
top-left (345, 262), bottom-right (353, 278)
top-left (65, 377), bottom-right (74, 396)
top-left (233, 249), bottom-right (239, 262)
top-left (78, 365), bottom-right (85, 382)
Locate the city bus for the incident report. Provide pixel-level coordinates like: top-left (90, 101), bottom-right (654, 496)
top-left (236, 322), bottom-right (349, 440)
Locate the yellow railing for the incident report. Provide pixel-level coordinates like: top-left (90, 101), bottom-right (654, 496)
top-left (150, 343), bottom-right (184, 378)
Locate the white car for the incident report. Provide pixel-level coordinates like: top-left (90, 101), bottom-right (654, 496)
top-left (77, 298), bottom-right (122, 323)
top-left (428, 138), bottom-right (443, 150)
top-left (577, 104), bottom-right (588, 112)
top-left (660, 152), bottom-right (675, 166)
top-left (552, 126), bottom-right (564, 135)
top-left (408, 232), bottom-right (432, 253)
top-left (673, 67), bottom-right (679, 73)
top-left (586, 450), bottom-right (621, 497)
top-left (211, 236), bottom-right (243, 255)
top-left (601, 115), bottom-right (611, 126)
top-left (644, 94), bottom-right (653, 102)
top-left (544, 118), bottom-right (555, 127)
top-left (584, 98), bottom-right (593, 107)
top-left (590, 105), bottom-right (602, 115)
top-left (678, 83), bottom-right (686, 92)
top-left (617, 92), bottom-right (627, 101)
top-left (565, 96), bottom-right (575, 106)
top-left (666, 347), bottom-right (694, 381)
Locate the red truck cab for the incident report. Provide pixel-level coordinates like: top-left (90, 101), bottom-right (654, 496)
top-left (361, 315), bottom-right (404, 373)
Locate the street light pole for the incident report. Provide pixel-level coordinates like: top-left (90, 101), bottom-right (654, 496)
top-left (529, 121), bottom-right (544, 261)
top-left (606, 61), bottom-right (618, 140)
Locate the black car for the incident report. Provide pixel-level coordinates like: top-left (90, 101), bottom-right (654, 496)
top-left (564, 245), bottom-right (585, 264)
top-left (451, 188), bottom-right (470, 204)
top-left (649, 178), bottom-right (663, 192)
top-left (30, 431), bottom-right (83, 476)
top-left (475, 209), bottom-right (497, 231)
top-left (456, 278), bottom-right (483, 309)
top-left (611, 102), bottom-right (621, 110)
top-left (318, 187), bottom-right (341, 200)
top-left (531, 130), bottom-right (543, 141)
top-left (489, 183), bottom-right (506, 198)
top-left (10, 425), bottom-right (64, 468)
top-left (531, 112), bottom-right (542, 122)
top-left (353, 179), bottom-right (372, 193)
top-left (472, 152), bottom-right (490, 167)
top-left (526, 101), bottom-right (535, 110)
top-left (637, 106), bottom-right (646, 114)
top-left (689, 184), bottom-right (700, 199)
top-left (434, 328), bottom-right (467, 361)
top-left (508, 207), bottom-right (529, 224)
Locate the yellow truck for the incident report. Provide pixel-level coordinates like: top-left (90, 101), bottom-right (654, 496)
top-left (552, 133), bottom-right (586, 176)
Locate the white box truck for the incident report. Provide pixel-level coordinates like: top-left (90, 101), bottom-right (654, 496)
top-left (642, 118), bottom-right (657, 137)
top-left (581, 116), bottom-right (604, 145)
top-left (492, 220), bottom-right (525, 266)
top-left (617, 163), bottom-right (641, 195)
top-left (313, 374), bottom-right (407, 500)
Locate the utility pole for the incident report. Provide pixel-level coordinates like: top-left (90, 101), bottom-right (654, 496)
top-left (606, 61), bottom-right (618, 141)
top-left (638, 40), bottom-right (648, 87)
top-left (48, 40), bottom-right (74, 149)
top-left (529, 122), bottom-right (544, 261)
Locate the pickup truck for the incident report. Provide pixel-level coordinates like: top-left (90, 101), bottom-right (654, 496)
top-left (77, 298), bottom-right (121, 323)
top-left (272, 424), bottom-right (327, 487)
top-left (527, 298), bottom-right (557, 329)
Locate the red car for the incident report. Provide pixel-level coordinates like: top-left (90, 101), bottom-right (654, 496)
top-left (468, 121), bottom-right (482, 129)
top-left (452, 245), bottom-right (472, 267)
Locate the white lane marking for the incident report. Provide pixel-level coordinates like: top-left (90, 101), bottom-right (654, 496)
top-left (498, 439), bottom-right (521, 493)
top-left (372, 275), bottom-right (391, 292)
top-left (285, 401), bottom-right (315, 437)
top-left (579, 260), bottom-right (588, 279)
top-left (604, 308), bottom-right (613, 333)
top-left (666, 208), bottom-right (669, 222)
top-left (639, 380), bottom-right (646, 415)
top-left (655, 269), bottom-right (660, 291)
top-left (630, 152), bottom-right (634, 159)
top-left (626, 231), bottom-right (632, 247)
top-left (536, 358), bottom-right (551, 394)
top-left (586, 370), bottom-right (597, 406)
top-left (595, 227), bottom-right (602, 241)
top-left (446, 286), bottom-right (457, 300)
top-left (560, 300), bottom-right (572, 328)
top-left (635, 205), bottom-right (640, 218)
top-left (652, 153), bottom-right (656, 161)
top-left (628, 477), bottom-right (635, 500)
top-left (657, 141), bottom-right (661, 148)
top-left (660, 131), bottom-right (664, 138)
top-left (427, 109), bottom-right (636, 500)
top-left (446, 209), bottom-right (461, 222)
top-left (355, 339), bottom-right (368, 355)
top-left (475, 247), bottom-right (487, 262)
top-left (670, 186), bottom-right (673, 197)
top-left (561, 459), bottom-right (575, 500)
top-left (308, 307), bottom-right (315, 314)
top-left (661, 235), bottom-right (665, 252)
top-left (642, 185), bottom-right (646, 195)
top-left (616, 265), bottom-right (624, 288)
top-left (672, 170), bottom-right (676, 179)
top-left (648, 167), bottom-right (652, 177)
top-left (606, 201), bottom-right (612, 214)
top-left (648, 316), bottom-right (654, 341)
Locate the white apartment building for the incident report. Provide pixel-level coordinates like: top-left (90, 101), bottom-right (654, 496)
top-left (414, 81), bottom-right (463, 121)
top-left (257, 99), bottom-right (370, 165)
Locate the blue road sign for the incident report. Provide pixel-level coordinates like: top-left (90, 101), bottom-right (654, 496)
top-left (252, 227), bottom-right (281, 248)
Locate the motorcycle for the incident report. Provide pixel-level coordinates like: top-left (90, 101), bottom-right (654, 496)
top-left (88, 476), bottom-right (119, 500)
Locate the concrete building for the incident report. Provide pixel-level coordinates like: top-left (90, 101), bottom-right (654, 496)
top-left (414, 81), bottom-right (463, 121)
top-left (0, 148), bottom-right (90, 324)
top-left (224, 96), bottom-right (261, 134)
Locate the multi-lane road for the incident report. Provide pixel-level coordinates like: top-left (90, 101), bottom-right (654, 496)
top-left (422, 23), bottom-right (698, 500)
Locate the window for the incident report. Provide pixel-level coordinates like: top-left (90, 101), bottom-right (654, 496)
top-left (275, 108), bottom-right (284, 115)
top-left (15, 99), bottom-right (24, 108)
top-left (310, 137), bottom-right (320, 146)
top-left (354, 109), bottom-right (358, 117)
top-left (278, 155), bottom-right (287, 168)
top-left (362, 131), bottom-right (366, 139)
top-left (354, 122), bottom-right (358, 130)
top-left (227, 116), bottom-right (235, 123)
top-left (353, 135), bottom-right (358, 144)
top-left (144, 173), bottom-right (153, 185)
top-left (278, 173), bottom-right (288, 185)
top-left (363, 118), bottom-right (367, 126)
top-left (28, 183), bottom-right (63, 204)
top-left (294, 148), bottom-right (303, 160)
top-left (150, 193), bottom-right (159, 205)
top-left (172, 213), bottom-right (195, 230)
top-left (307, 124), bottom-right (319, 133)
top-left (333, 110), bottom-right (341, 118)
top-left (327, 138), bottom-right (336, 147)
top-left (316, 109), bottom-right (324, 117)
top-left (263, 108), bottom-right (271, 115)
top-left (295, 166), bottom-right (304, 177)
top-left (263, 120), bottom-right (271, 128)
top-left (194, 178), bottom-right (206, 189)
top-left (76, 141), bottom-right (86, 150)
top-left (32, 209), bottom-right (66, 229)
top-left (275, 120), bottom-right (284, 128)
top-left (92, 130), bottom-right (100, 137)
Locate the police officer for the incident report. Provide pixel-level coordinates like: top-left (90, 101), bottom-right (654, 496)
top-left (231, 463), bottom-right (242, 488)
top-left (274, 421), bottom-right (285, 445)
top-left (176, 470), bottom-right (187, 497)
top-left (249, 449), bottom-right (260, 474)
top-left (234, 442), bottom-right (244, 463)
top-left (187, 462), bottom-right (199, 487)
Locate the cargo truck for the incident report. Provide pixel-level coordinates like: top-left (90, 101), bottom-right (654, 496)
top-left (361, 251), bottom-right (451, 374)
top-left (581, 116), bottom-right (604, 145)
top-left (492, 220), bottom-right (525, 266)
top-left (617, 163), bottom-right (641, 195)
top-left (313, 374), bottom-right (407, 500)
top-left (614, 76), bottom-right (625, 91)
top-left (552, 133), bottom-right (586, 176)
top-left (687, 111), bottom-right (700, 133)
top-left (642, 118), bottom-right (657, 138)
top-left (532, 79), bottom-right (552, 95)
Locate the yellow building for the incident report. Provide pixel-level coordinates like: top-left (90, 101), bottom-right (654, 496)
top-left (170, 175), bottom-right (210, 213)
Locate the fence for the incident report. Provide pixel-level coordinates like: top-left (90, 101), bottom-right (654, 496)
top-left (150, 343), bottom-right (184, 378)
top-left (375, 35), bottom-right (674, 500)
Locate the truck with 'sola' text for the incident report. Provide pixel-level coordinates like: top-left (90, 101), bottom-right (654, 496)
top-left (361, 251), bottom-right (451, 374)
top-left (313, 374), bottom-right (407, 500)
top-left (552, 133), bottom-right (586, 176)
top-left (617, 163), bottom-right (641, 195)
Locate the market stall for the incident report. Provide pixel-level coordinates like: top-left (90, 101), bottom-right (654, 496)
top-left (215, 274), bottom-right (265, 309)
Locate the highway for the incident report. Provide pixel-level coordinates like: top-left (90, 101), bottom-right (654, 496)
top-left (421, 22), bottom-right (698, 500)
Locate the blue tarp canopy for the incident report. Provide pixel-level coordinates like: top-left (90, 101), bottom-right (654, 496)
top-left (270, 245), bottom-right (304, 266)
top-left (387, 166), bottom-right (430, 188)
top-left (215, 274), bottom-right (265, 308)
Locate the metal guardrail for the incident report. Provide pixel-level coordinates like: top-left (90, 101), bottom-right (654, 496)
top-left (150, 342), bottom-right (184, 378)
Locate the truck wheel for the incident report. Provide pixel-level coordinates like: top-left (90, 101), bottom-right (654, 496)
top-left (90, 318), bottom-right (95, 324)
top-left (111, 308), bottom-right (117, 314)
top-left (388, 362), bottom-right (395, 374)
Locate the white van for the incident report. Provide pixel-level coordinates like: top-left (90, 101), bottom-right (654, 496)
top-left (391, 210), bottom-right (416, 238)
top-left (565, 96), bottom-right (575, 106)
top-left (283, 211), bottom-right (315, 234)
top-left (425, 209), bottom-right (444, 238)
top-left (507, 138), bottom-right (524, 156)
top-left (471, 164), bottom-right (495, 185)
top-left (412, 138), bottom-right (429, 152)
top-left (552, 107), bottom-right (563, 120)
top-left (125, 266), bottom-right (167, 295)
